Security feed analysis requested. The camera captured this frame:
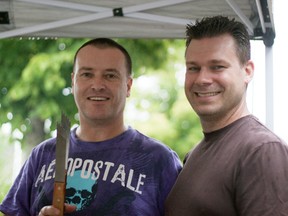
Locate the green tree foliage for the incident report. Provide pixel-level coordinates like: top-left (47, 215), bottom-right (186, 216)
top-left (0, 38), bottom-right (85, 154)
top-left (124, 39), bottom-right (203, 159)
top-left (0, 38), bottom-right (202, 162)
top-left (0, 129), bottom-right (17, 203)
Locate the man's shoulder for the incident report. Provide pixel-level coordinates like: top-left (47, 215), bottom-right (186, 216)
top-left (131, 128), bottom-right (167, 147)
top-left (129, 127), bottom-right (179, 158)
top-left (29, 136), bottom-right (57, 159)
top-left (241, 115), bottom-right (285, 145)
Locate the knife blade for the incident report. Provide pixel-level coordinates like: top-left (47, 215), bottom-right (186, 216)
top-left (52, 113), bottom-right (70, 215)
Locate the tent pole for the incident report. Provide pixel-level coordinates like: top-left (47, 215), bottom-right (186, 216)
top-left (265, 46), bottom-right (274, 131)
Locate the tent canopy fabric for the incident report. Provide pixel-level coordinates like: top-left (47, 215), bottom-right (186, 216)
top-left (0, 0), bottom-right (275, 45)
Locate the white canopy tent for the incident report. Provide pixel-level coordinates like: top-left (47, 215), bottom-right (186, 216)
top-left (0, 0), bottom-right (276, 128)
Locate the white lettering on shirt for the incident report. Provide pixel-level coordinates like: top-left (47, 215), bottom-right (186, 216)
top-left (34, 158), bottom-right (146, 194)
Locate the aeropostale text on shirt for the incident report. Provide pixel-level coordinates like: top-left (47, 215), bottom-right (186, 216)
top-left (34, 157), bottom-right (146, 194)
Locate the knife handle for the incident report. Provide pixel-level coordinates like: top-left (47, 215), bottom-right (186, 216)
top-left (52, 181), bottom-right (66, 215)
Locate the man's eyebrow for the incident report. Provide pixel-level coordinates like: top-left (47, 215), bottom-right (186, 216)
top-left (78, 66), bottom-right (93, 71)
top-left (105, 68), bottom-right (119, 72)
top-left (104, 68), bottom-right (122, 75)
top-left (186, 61), bottom-right (197, 65)
top-left (209, 59), bottom-right (226, 64)
top-left (77, 67), bottom-right (122, 75)
top-left (186, 59), bottom-right (226, 65)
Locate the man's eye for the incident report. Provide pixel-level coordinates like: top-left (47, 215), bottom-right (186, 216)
top-left (106, 74), bottom-right (116, 78)
top-left (81, 72), bottom-right (92, 77)
top-left (105, 73), bottom-right (119, 80)
top-left (211, 65), bottom-right (225, 70)
top-left (186, 66), bottom-right (199, 72)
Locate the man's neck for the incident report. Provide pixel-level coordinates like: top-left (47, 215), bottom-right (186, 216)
top-left (76, 122), bottom-right (127, 142)
top-left (201, 106), bottom-right (250, 133)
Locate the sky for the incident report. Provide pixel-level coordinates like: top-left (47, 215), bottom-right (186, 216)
top-left (247, 0), bottom-right (288, 142)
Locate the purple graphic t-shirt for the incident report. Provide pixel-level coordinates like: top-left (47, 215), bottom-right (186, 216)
top-left (0, 127), bottom-right (182, 216)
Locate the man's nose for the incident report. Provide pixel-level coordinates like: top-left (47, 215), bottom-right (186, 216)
top-left (91, 77), bottom-right (106, 91)
top-left (194, 68), bottom-right (213, 85)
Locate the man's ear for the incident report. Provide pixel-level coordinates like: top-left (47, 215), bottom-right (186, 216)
top-left (126, 77), bottom-right (133, 97)
top-left (244, 60), bottom-right (254, 84)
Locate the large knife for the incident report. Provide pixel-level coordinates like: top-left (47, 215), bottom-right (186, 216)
top-left (52, 113), bottom-right (70, 215)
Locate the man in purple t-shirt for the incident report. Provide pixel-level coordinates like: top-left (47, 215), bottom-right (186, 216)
top-left (0, 38), bottom-right (182, 216)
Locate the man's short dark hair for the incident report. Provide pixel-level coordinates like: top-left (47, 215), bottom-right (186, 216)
top-left (186, 16), bottom-right (251, 65)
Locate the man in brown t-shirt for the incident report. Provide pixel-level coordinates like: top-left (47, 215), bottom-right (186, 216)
top-left (165, 16), bottom-right (288, 216)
